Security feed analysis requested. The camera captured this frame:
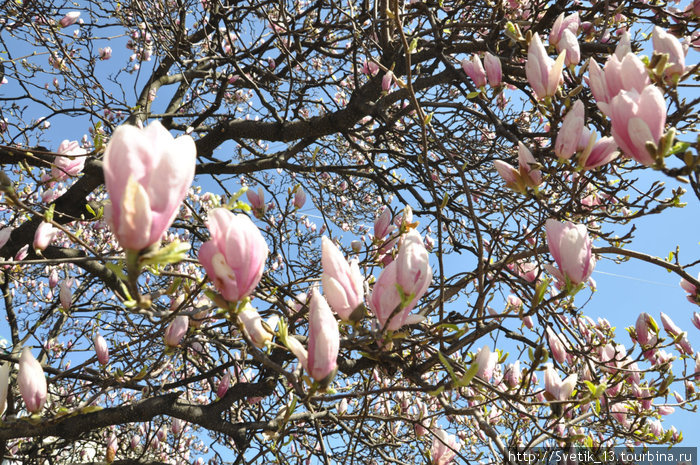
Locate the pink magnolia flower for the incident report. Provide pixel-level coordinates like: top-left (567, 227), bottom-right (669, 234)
top-left (0, 362), bottom-right (9, 417)
top-left (681, 274), bottom-right (699, 305)
top-left (546, 328), bottom-right (568, 364)
top-left (246, 187), bottom-right (266, 218)
top-left (374, 207), bottom-right (395, 240)
top-left (217, 372), bottom-right (231, 398)
top-left (33, 221), bottom-right (56, 251)
top-left (321, 236), bottom-right (365, 321)
top-left (164, 315), bottom-right (189, 347)
top-left (103, 121), bottom-right (196, 251)
top-left (0, 227), bottom-right (11, 249)
top-left (371, 229), bottom-right (432, 331)
top-left (307, 289), bottom-right (340, 383)
top-left (461, 55), bottom-right (487, 88)
top-left (52, 140), bottom-right (87, 181)
top-left (578, 136), bottom-right (619, 170)
top-left (660, 312), bottom-right (682, 337)
top-left (362, 59), bottom-right (379, 76)
top-left (483, 52), bottom-right (502, 87)
top-left (544, 219), bottom-right (596, 285)
top-left (652, 26), bottom-right (686, 80)
top-left (99, 47), bottom-right (112, 60)
top-left (293, 188), bottom-right (306, 209)
top-left (587, 53), bottom-right (649, 115)
top-left (555, 100), bottom-right (585, 159)
top-left (504, 361), bottom-right (521, 388)
top-left (93, 333), bottom-right (109, 365)
top-left (59, 11), bottom-right (80, 27)
top-left (431, 429), bottom-right (460, 465)
top-left (238, 305), bottom-right (275, 348)
top-left (692, 312), bottom-right (700, 331)
top-left (59, 278), bottom-right (73, 310)
top-left (198, 208), bottom-right (269, 303)
top-left (549, 12), bottom-right (579, 47)
top-left (544, 363), bottom-right (577, 400)
top-left (557, 29), bottom-right (580, 66)
top-left (475, 345), bottom-right (498, 381)
top-left (525, 33), bottom-right (565, 100)
top-left (18, 347), bottom-right (47, 414)
top-left (635, 312), bottom-right (658, 346)
top-left (493, 142), bottom-right (541, 192)
top-left (609, 85), bottom-right (666, 166)
top-left (382, 71), bottom-right (395, 92)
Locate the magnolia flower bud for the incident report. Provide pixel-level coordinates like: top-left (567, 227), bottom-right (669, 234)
top-left (93, 333), bottom-right (109, 365)
top-left (33, 222), bottom-right (57, 252)
top-left (307, 289), bottom-right (340, 383)
top-left (18, 347), bottom-right (47, 414)
top-left (164, 315), bottom-right (189, 347)
top-left (103, 121), bottom-right (196, 251)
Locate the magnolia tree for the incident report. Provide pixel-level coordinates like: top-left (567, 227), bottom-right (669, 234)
top-left (0, 0), bottom-right (699, 463)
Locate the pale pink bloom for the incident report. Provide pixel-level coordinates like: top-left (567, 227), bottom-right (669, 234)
top-left (610, 403), bottom-right (630, 427)
top-left (293, 188), bottom-right (306, 209)
top-left (164, 315), bottom-right (189, 347)
top-left (0, 227), bottom-right (11, 249)
top-left (59, 278), bottom-right (73, 310)
top-left (544, 219), bottom-right (596, 285)
top-left (695, 354), bottom-right (700, 382)
top-left (172, 418), bottom-right (185, 435)
top-left (238, 306), bottom-right (273, 348)
top-left (493, 143), bottom-right (541, 192)
top-left (609, 84), bottom-right (667, 167)
top-left (557, 29), bottom-right (580, 66)
top-left (504, 361), bottom-right (521, 388)
top-left (198, 208), bottom-right (269, 302)
top-left (382, 71), bottom-right (395, 92)
top-left (217, 372), bottom-right (231, 398)
top-left (48, 270), bottom-right (59, 289)
top-left (660, 312), bottom-right (682, 337)
top-left (549, 12), bottom-right (579, 47)
top-left (371, 230), bottom-right (432, 331)
top-left (522, 315), bottom-right (534, 329)
top-left (587, 54), bottom-right (649, 115)
top-left (692, 312), bottom-right (700, 331)
top-left (106, 435), bottom-right (118, 462)
top-left (33, 222), bottom-right (56, 251)
top-left (374, 207), bottom-right (395, 240)
top-left (555, 100), bottom-right (585, 159)
top-left (93, 333), bottom-right (109, 365)
top-left (321, 237), bottom-right (365, 321)
top-left (461, 55), bottom-right (487, 88)
top-left (546, 328), bottom-right (567, 364)
top-left (0, 363), bottom-right (9, 417)
top-left (681, 274), bottom-right (699, 304)
top-left (52, 140), bottom-right (87, 181)
top-left (307, 289), bottom-right (340, 382)
top-left (525, 33), bottom-right (565, 100)
top-left (430, 428), bottom-right (460, 465)
top-left (99, 47), bottom-right (112, 60)
top-left (103, 121), bottom-right (196, 251)
top-left (578, 136), bottom-right (619, 170)
top-left (544, 363), bottom-right (577, 400)
top-left (635, 312), bottom-right (658, 346)
top-left (15, 244), bottom-right (29, 261)
top-left (59, 11), bottom-right (80, 27)
top-left (246, 187), bottom-right (266, 218)
top-left (652, 26), bottom-right (686, 80)
top-left (483, 52), bottom-right (502, 87)
top-left (475, 345), bottom-right (498, 381)
top-left (506, 294), bottom-right (523, 310)
top-left (362, 59), bottom-right (379, 76)
top-left (18, 348), bottom-right (47, 414)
